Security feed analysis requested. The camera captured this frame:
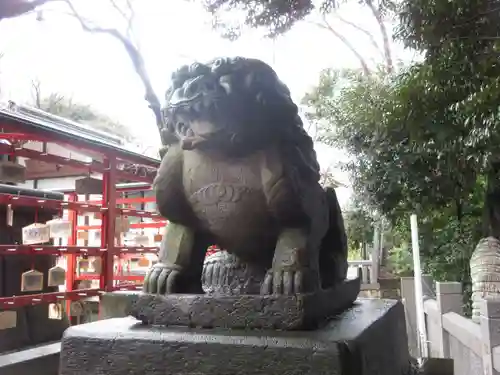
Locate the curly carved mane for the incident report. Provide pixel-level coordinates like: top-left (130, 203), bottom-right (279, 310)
top-left (161, 57), bottom-right (320, 182)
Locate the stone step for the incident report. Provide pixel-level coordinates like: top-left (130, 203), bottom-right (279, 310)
top-left (0, 341), bottom-right (60, 375)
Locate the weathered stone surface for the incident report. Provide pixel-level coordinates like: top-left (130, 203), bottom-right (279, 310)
top-left (60, 298), bottom-right (410, 375)
top-left (129, 278), bottom-right (359, 330)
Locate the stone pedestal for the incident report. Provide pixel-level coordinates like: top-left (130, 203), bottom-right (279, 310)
top-left (60, 299), bottom-right (411, 375)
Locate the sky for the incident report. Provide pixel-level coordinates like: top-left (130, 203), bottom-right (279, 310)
top-left (0, 0), bottom-right (416, 208)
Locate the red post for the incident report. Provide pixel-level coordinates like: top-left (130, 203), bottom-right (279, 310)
top-left (100, 157), bottom-right (118, 292)
top-left (65, 192), bottom-right (78, 318)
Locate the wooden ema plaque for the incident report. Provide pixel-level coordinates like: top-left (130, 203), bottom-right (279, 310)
top-left (133, 234), bottom-right (150, 247)
top-left (0, 160), bottom-right (26, 184)
top-left (77, 258), bottom-right (90, 273)
top-left (70, 301), bottom-right (84, 317)
top-left (21, 269), bottom-right (44, 292)
top-left (46, 218), bottom-right (72, 239)
top-left (77, 231), bottom-right (89, 240)
top-left (48, 266), bottom-right (66, 287)
top-left (6, 204), bottom-right (13, 226)
top-left (116, 217), bottom-right (130, 233)
top-left (137, 257), bottom-right (150, 267)
top-left (48, 303), bottom-right (63, 320)
top-left (22, 223), bottom-right (50, 245)
top-left (0, 311), bottom-right (17, 330)
top-left (91, 257), bottom-right (102, 273)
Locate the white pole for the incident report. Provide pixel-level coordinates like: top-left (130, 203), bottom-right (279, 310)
top-left (410, 214), bottom-right (429, 360)
top-left (371, 222), bottom-right (380, 283)
top-left (379, 219), bottom-right (385, 264)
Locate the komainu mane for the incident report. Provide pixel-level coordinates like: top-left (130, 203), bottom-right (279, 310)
top-left (143, 57), bottom-right (348, 296)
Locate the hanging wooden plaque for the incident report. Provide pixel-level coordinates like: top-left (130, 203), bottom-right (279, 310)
top-left (21, 269), bottom-right (44, 292)
top-left (91, 257), bottom-right (102, 273)
top-left (0, 160), bottom-right (26, 183)
top-left (133, 234), bottom-right (150, 247)
top-left (48, 265), bottom-right (66, 286)
top-left (46, 218), bottom-right (72, 239)
top-left (77, 231), bottom-right (89, 240)
top-left (115, 217), bottom-right (130, 233)
top-left (0, 311), bottom-right (17, 330)
top-left (153, 233), bottom-right (163, 242)
top-left (48, 303), bottom-right (63, 320)
top-left (22, 223), bottom-right (50, 245)
top-left (77, 258), bottom-right (89, 272)
top-left (69, 301), bottom-right (84, 317)
top-left (6, 204), bottom-right (13, 227)
top-left (75, 177), bottom-right (103, 194)
top-left (137, 257), bottom-right (149, 267)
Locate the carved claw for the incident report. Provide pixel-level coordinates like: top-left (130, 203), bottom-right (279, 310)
top-left (261, 268), bottom-right (301, 295)
top-left (260, 268), bottom-right (319, 295)
top-left (142, 263), bottom-right (183, 294)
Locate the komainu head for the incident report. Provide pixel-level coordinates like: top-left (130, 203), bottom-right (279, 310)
top-left (161, 57), bottom-right (320, 181)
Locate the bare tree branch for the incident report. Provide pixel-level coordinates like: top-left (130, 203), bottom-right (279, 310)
top-left (310, 16), bottom-right (371, 75)
top-left (109, 0), bottom-right (134, 40)
top-left (320, 163), bottom-right (346, 188)
top-left (31, 78), bottom-right (42, 108)
top-left (62, 0), bottom-right (162, 132)
top-left (109, 0), bottom-right (127, 20)
top-left (333, 14), bottom-right (386, 63)
top-left (363, 0), bottom-right (393, 72)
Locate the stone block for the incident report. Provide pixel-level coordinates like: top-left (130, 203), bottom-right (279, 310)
top-left (130, 278), bottom-right (360, 330)
top-left (99, 291), bottom-right (139, 319)
top-left (60, 298), bottom-right (410, 375)
top-left (420, 358), bottom-right (454, 375)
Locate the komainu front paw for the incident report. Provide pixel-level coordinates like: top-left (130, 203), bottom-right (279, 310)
top-left (260, 267), bottom-right (320, 295)
top-left (143, 263), bottom-right (185, 294)
top-left (263, 228), bottom-right (320, 295)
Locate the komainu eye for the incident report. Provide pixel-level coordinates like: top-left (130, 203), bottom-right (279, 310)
top-left (176, 122), bottom-right (187, 135)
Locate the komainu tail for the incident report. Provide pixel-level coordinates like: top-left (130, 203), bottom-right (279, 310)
top-left (319, 187), bottom-right (348, 289)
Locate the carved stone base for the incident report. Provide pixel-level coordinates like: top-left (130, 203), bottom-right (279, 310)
top-left (59, 299), bottom-right (411, 375)
top-left (129, 278), bottom-right (360, 330)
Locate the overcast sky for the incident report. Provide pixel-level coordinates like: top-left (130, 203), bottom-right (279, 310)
top-left (0, 0), bottom-right (415, 207)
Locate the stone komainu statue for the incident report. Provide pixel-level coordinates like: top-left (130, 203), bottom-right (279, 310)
top-left (143, 57), bottom-right (348, 296)
top-left (470, 237), bottom-right (500, 323)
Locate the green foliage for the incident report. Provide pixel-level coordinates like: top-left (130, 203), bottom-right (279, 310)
top-left (303, 1), bottom-right (498, 283)
top-left (206, 0), bottom-right (314, 38)
top-left (38, 93), bottom-right (133, 141)
top-left (347, 246), bottom-right (361, 261)
top-left (303, 67), bottom-right (412, 217)
top-left (343, 197), bottom-right (374, 252)
top-left (387, 242), bottom-right (413, 277)
top-left (204, 0), bottom-right (397, 38)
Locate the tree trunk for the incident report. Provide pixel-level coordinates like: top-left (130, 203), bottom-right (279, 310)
top-left (364, 0), bottom-right (393, 73)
